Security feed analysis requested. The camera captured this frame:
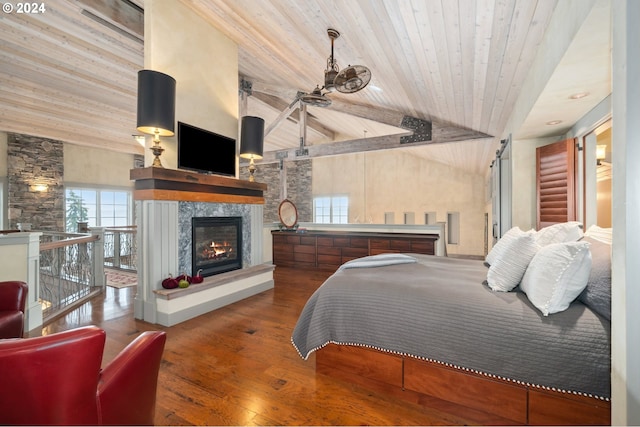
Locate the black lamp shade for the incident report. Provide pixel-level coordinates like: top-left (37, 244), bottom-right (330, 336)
top-left (136, 70), bottom-right (176, 136)
top-left (239, 116), bottom-right (264, 159)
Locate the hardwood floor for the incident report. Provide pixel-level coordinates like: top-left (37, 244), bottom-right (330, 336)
top-left (33, 266), bottom-right (504, 426)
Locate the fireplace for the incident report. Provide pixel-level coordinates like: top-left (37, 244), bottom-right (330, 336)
top-left (192, 217), bottom-right (242, 278)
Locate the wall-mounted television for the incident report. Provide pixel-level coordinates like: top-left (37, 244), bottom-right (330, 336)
top-left (177, 121), bottom-right (236, 177)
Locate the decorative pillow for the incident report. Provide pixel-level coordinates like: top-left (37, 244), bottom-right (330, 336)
top-left (584, 224), bottom-right (612, 245)
top-left (578, 236), bottom-right (611, 320)
top-left (486, 226), bottom-right (532, 266)
top-left (520, 241), bottom-right (592, 316)
top-left (535, 221), bottom-right (584, 247)
top-left (486, 233), bottom-right (540, 292)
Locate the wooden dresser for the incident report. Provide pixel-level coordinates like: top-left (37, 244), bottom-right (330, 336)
top-left (272, 230), bottom-right (438, 270)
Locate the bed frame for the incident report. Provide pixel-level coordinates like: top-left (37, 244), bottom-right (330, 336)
top-left (316, 344), bottom-right (610, 425)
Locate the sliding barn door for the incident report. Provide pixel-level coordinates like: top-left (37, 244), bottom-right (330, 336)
top-left (536, 138), bottom-right (577, 229)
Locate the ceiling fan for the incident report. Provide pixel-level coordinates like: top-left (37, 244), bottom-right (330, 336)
top-left (299, 28), bottom-right (372, 108)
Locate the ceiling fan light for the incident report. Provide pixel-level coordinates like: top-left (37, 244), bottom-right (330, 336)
top-left (344, 76), bottom-right (363, 91)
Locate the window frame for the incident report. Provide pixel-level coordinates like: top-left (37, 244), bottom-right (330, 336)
top-left (313, 195), bottom-right (349, 224)
top-left (64, 184), bottom-right (133, 232)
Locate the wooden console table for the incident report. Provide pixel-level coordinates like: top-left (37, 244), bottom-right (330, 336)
top-left (272, 230), bottom-right (438, 270)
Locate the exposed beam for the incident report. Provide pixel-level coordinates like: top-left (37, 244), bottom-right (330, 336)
top-left (245, 80), bottom-right (493, 164)
top-left (77, 0), bottom-right (143, 40)
top-left (251, 91), bottom-right (335, 139)
top-left (252, 81), bottom-right (413, 129)
top-left (263, 98), bottom-right (298, 137)
top-left (255, 121), bottom-right (492, 164)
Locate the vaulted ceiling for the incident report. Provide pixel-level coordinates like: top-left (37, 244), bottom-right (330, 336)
top-left (0, 0), bottom-right (611, 176)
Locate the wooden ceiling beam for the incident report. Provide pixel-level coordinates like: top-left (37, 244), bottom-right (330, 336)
top-left (244, 80), bottom-right (493, 164)
top-left (255, 121), bottom-right (492, 164)
top-left (251, 91), bottom-right (335, 139)
top-left (77, 0), bottom-right (144, 40)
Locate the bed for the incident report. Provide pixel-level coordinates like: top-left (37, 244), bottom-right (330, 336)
top-left (291, 228), bottom-right (612, 425)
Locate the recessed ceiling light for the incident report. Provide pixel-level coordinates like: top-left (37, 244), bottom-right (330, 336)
top-left (546, 120), bottom-right (562, 125)
top-left (569, 92), bottom-right (590, 99)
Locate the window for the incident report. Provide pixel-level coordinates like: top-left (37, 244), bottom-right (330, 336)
top-left (313, 196), bottom-right (348, 224)
top-left (65, 187), bottom-right (132, 232)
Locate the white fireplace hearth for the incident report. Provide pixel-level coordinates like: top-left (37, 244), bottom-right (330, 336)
top-left (131, 168), bottom-right (272, 327)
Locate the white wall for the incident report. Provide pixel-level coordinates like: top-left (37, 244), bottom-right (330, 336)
top-left (611, 0), bottom-right (640, 423)
top-left (143, 1), bottom-right (238, 169)
top-left (313, 150), bottom-right (487, 256)
top-left (64, 143), bottom-right (136, 187)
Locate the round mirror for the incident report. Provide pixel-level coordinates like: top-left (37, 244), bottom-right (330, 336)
top-left (278, 199), bottom-right (298, 229)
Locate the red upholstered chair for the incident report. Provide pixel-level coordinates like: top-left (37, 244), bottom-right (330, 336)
top-left (0, 325), bottom-right (167, 426)
top-left (0, 280), bottom-right (28, 339)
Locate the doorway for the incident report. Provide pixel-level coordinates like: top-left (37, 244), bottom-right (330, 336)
top-left (582, 120), bottom-right (612, 228)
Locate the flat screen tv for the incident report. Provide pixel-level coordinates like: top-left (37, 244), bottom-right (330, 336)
top-left (177, 121), bottom-right (236, 176)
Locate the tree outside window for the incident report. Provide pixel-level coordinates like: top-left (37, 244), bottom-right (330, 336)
top-left (65, 190), bottom-right (88, 232)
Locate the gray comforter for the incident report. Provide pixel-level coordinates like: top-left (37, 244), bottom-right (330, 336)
top-left (291, 254), bottom-right (611, 399)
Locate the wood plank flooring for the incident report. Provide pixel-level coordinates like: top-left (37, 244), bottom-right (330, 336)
top-left (32, 266), bottom-right (504, 426)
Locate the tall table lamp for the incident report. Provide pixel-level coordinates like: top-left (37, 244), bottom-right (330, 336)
top-left (239, 116), bottom-right (264, 182)
top-left (136, 70), bottom-right (176, 167)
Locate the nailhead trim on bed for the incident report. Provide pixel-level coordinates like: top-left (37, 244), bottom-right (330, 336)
top-left (292, 338), bottom-right (610, 402)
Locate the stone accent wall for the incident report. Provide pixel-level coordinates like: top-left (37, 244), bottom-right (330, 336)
top-left (240, 159), bottom-right (312, 224)
top-left (284, 159), bottom-right (312, 222)
top-left (7, 134), bottom-right (64, 230)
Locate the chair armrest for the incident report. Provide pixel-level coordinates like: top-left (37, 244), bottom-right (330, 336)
top-left (97, 331), bottom-right (167, 426)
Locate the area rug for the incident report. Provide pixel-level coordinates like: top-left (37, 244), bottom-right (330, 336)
top-left (105, 268), bottom-right (138, 289)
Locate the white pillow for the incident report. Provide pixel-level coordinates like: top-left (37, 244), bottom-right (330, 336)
top-left (486, 226), bottom-right (532, 266)
top-left (486, 233), bottom-right (540, 292)
top-left (535, 221), bottom-right (583, 246)
top-left (584, 224), bottom-right (612, 245)
top-left (520, 241), bottom-right (592, 316)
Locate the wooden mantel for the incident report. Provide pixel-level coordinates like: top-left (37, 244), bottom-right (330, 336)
top-left (130, 167), bottom-right (267, 204)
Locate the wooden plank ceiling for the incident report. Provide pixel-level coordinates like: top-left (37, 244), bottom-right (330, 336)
top-left (1, 0), bottom-right (604, 176)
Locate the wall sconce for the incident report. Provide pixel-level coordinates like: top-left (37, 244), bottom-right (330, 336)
top-left (30, 184), bottom-right (48, 192)
top-left (596, 144), bottom-right (607, 165)
top-left (239, 116), bottom-right (265, 182)
top-left (136, 70), bottom-right (176, 168)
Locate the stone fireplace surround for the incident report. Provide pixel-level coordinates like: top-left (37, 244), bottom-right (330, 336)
top-left (178, 203), bottom-right (249, 276)
top-left (131, 167), bottom-right (272, 327)
top-left (190, 215), bottom-right (243, 277)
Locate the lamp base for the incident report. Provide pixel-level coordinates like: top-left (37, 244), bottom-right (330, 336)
top-left (150, 132), bottom-right (164, 168)
top-left (248, 157), bottom-right (256, 182)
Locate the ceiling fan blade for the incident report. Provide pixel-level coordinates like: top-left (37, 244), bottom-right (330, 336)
top-left (299, 92), bottom-right (332, 107)
top-left (334, 65), bottom-right (371, 94)
top-left (299, 85), bottom-right (332, 107)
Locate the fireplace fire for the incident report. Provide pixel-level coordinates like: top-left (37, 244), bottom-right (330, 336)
top-left (192, 217), bottom-right (242, 277)
top-left (203, 240), bottom-right (234, 259)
